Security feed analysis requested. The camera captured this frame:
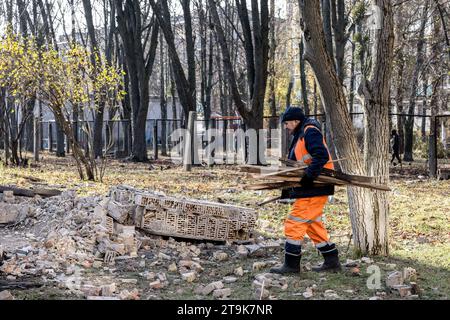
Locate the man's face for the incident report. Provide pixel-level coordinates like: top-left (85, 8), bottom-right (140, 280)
top-left (284, 120), bottom-right (300, 131)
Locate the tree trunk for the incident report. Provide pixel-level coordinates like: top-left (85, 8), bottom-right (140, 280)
top-left (428, 11), bottom-right (444, 177)
top-left (116, 0), bottom-right (159, 161)
top-left (395, 44), bottom-right (405, 155)
top-left (205, 12), bottom-right (214, 127)
top-left (360, 0), bottom-right (394, 255)
top-left (331, 0), bottom-right (346, 82)
top-left (160, 31), bottom-right (168, 157)
top-left (150, 0), bottom-right (195, 119)
top-left (421, 79), bottom-right (427, 142)
top-left (298, 0), bottom-right (382, 255)
top-left (299, 37), bottom-right (309, 115)
top-left (182, 0), bottom-right (196, 106)
top-left (82, 0), bottom-right (105, 159)
top-left (404, 0), bottom-right (429, 162)
top-left (268, 0), bottom-right (277, 137)
top-left (349, 30), bottom-right (356, 120)
top-left (321, 0), bottom-right (335, 67)
top-left (170, 64), bottom-right (178, 124)
top-left (209, 0), bottom-right (270, 165)
top-left (198, 3), bottom-right (212, 129)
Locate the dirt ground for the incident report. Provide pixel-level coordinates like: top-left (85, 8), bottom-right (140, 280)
top-left (0, 153), bottom-right (449, 300)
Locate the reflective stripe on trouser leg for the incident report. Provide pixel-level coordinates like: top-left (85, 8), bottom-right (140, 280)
top-left (284, 195), bottom-right (329, 243)
top-left (307, 220), bottom-right (330, 246)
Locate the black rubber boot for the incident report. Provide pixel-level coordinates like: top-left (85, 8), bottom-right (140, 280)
top-left (270, 253), bottom-right (301, 274)
top-left (270, 242), bottom-right (301, 274)
top-left (312, 244), bottom-right (341, 273)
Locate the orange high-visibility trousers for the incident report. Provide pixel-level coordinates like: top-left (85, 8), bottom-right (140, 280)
top-left (284, 195), bottom-right (330, 247)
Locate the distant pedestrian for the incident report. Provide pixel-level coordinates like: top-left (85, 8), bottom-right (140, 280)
top-left (390, 129), bottom-right (401, 166)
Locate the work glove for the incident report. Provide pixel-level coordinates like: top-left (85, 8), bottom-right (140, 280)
top-left (299, 174), bottom-right (314, 188)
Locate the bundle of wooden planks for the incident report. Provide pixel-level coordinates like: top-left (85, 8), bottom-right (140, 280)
top-left (240, 158), bottom-right (391, 193)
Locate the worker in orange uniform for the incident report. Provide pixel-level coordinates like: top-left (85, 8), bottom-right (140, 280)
top-left (270, 107), bottom-right (341, 274)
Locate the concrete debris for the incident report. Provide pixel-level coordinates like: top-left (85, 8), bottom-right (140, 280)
top-left (213, 251), bottom-right (229, 262)
top-left (0, 185), bottom-right (266, 299)
top-left (178, 260), bottom-right (204, 272)
top-left (168, 262), bottom-right (178, 273)
top-left (392, 285), bottom-right (412, 297)
top-left (101, 283), bottom-right (116, 296)
top-left (234, 266), bottom-right (244, 277)
top-left (343, 290), bottom-right (355, 294)
top-left (302, 287), bottom-right (313, 299)
top-left (344, 259), bottom-right (360, 268)
top-left (118, 289), bottom-right (140, 300)
top-left (254, 287), bottom-right (270, 300)
top-left (213, 288), bottom-right (232, 299)
top-left (361, 257), bottom-right (373, 264)
top-left (252, 262), bottom-right (267, 271)
top-left (0, 290), bottom-right (14, 300)
top-left (386, 271), bottom-right (404, 288)
top-left (87, 296), bottom-right (120, 300)
top-left (323, 289), bottom-right (339, 299)
top-left (194, 285), bottom-right (205, 295)
top-left (223, 276), bottom-right (237, 284)
top-left (149, 279), bottom-right (164, 289)
top-left (0, 202), bottom-right (32, 224)
top-left (403, 267), bottom-right (417, 282)
top-left (236, 245), bottom-right (249, 257)
top-left (81, 285), bottom-right (101, 297)
top-left (120, 278), bottom-right (138, 284)
top-left (202, 281), bottom-right (224, 295)
top-left (181, 271), bottom-right (197, 283)
top-left (2, 190), bottom-right (15, 203)
top-left (106, 200), bottom-right (134, 224)
top-left (245, 244), bottom-right (264, 257)
top-left (158, 252), bottom-right (172, 260)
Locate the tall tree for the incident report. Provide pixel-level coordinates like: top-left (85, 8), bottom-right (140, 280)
top-left (181, 0), bottom-right (196, 109)
top-left (268, 0), bottom-right (278, 131)
top-left (299, 37), bottom-right (309, 115)
top-left (149, 0), bottom-right (196, 120)
top-left (209, 0), bottom-right (270, 164)
top-left (404, 0), bottom-right (429, 162)
top-left (83, 0), bottom-right (105, 158)
top-left (359, 0), bottom-right (395, 255)
top-left (297, 0), bottom-right (393, 255)
top-left (115, 0), bottom-right (159, 161)
top-left (159, 30), bottom-right (168, 157)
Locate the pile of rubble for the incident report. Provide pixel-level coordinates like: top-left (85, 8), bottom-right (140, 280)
top-left (0, 185), bottom-right (263, 300)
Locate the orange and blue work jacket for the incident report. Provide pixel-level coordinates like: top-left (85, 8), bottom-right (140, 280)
top-left (281, 118), bottom-right (335, 199)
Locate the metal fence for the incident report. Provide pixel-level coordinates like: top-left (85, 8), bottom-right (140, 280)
top-left (5, 112), bottom-right (449, 174)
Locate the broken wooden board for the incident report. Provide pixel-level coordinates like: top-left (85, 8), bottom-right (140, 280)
top-left (240, 164), bottom-right (391, 192)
